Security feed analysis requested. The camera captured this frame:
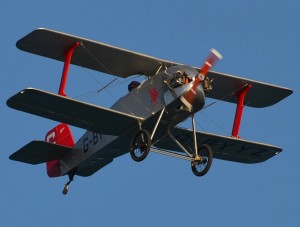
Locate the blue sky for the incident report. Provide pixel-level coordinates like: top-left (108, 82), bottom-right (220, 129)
top-left (1, 0), bottom-right (299, 226)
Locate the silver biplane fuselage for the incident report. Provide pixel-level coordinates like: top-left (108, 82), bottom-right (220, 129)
top-left (65, 65), bottom-right (204, 177)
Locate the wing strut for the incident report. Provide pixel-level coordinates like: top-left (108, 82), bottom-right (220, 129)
top-left (58, 42), bottom-right (81, 96)
top-left (231, 84), bottom-right (252, 138)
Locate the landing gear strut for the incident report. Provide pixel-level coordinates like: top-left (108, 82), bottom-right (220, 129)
top-left (129, 108), bottom-right (214, 176)
top-left (129, 108), bottom-right (165, 162)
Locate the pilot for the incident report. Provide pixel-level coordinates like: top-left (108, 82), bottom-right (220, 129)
top-left (128, 81), bottom-right (141, 91)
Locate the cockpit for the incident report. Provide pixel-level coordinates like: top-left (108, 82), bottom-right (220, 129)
top-left (164, 65), bottom-right (213, 94)
top-left (168, 70), bottom-right (193, 89)
top-left (164, 65), bottom-right (197, 90)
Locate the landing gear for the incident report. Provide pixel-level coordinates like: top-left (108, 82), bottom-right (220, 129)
top-left (191, 144), bottom-right (213, 177)
top-left (130, 129), bottom-right (151, 162)
top-left (62, 168), bottom-right (76, 195)
top-left (129, 108), bottom-right (165, 162)
top-left (129, 109), bottom-right (214, 177)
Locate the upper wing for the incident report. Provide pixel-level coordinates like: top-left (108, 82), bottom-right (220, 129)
top-left (154, 127), bottom-right (282, 164)
top-left (17, 28), bottom-right (292, 107)
top-left (204, 70), bottom-right (292, 108)
top-left (16, 28), bottom-right (177, 77)
top-left (9, 140), bottom-right (72, 165)
top-left (7, 88), bottom-right (143, 136)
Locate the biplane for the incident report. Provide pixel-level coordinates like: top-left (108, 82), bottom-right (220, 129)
top-left (7, 28), bottom-right (292, 195)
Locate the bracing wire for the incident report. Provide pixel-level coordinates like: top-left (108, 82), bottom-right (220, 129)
top-left (71, 43), bottom-right (147, 116)
top-left (81, 43), bottom-right (115, 76)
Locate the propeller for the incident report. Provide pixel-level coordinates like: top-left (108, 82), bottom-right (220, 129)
top-left (181, 49), bottom-right (223, 110)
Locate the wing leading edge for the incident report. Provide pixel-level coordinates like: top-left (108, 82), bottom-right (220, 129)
top-left (7, 88), bottom-right (143, 136)
top-left (155, 127), bottom-right (282, 164)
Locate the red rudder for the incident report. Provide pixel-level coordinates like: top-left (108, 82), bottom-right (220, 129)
top-left (45, 123), bottom-right (75, 177)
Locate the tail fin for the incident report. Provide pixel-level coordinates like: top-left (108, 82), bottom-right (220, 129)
top-left (45, 123), bottom-right (74, 177)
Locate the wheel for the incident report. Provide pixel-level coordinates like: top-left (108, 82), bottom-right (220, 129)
top-left (191, 144), bottom-right (213, 177)
top-left (130, 129), bottom-right (151, 162)
top-left (62, 184), bottom-right (69, 195)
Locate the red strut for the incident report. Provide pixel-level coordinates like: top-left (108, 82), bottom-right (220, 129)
top-left (58, 42), bottom-right (81, 96)
top-left (231, 84), bottom-right (252, 138)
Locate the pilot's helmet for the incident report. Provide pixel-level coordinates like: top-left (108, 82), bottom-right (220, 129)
top-left (128, 81), bottom-right (141, 91)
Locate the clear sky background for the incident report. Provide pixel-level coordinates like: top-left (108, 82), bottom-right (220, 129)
top-left (1, 0), bottom-right (299, 226)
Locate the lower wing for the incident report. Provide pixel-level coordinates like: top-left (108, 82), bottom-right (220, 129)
top-left (154, 127), bottom-right (282, 164)
top-left (7, 88), bottom-right (143, 136)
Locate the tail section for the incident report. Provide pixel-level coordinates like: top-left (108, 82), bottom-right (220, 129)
top-left (45, 123), bottom-right (74, 177)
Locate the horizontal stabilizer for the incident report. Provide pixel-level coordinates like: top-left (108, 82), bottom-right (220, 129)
top-left (9, 141), bottom-right (72, 165)
top-left (7, 88), bottom-right (143, 136)
top-left (155, 127), bottom-right (282, 164)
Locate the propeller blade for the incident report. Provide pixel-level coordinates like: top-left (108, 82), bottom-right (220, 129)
top-left (195, 48), bottom-right (223, 85)
top-left (181, 49), bottom-right (222, 110)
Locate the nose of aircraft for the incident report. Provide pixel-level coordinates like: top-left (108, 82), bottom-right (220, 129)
top-left (180, 49), bottom-right (222, 112)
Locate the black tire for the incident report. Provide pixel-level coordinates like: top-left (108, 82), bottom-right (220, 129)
top-left (191, 144), bottom-right (213, 177)
top-left (130, 129), bottom-right (151, 162)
